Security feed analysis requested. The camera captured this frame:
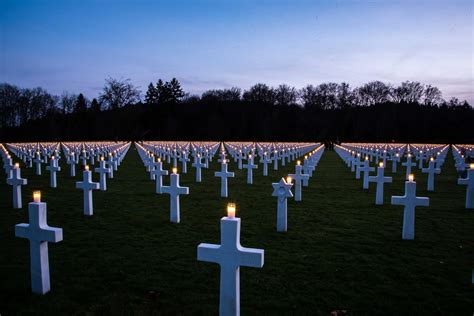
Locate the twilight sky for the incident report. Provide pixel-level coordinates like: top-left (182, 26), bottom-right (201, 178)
top-left (1, 0), bottom-right (473, 103)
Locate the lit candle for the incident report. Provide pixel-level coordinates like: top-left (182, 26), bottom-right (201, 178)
top-left (157, 158), bottom-right (161, 162)
top-left (227, 203), bottom-right (236, 218)
top-left (33, 191), bottom-right (41, 203)
top-left (297, 160), bottom-right (301, 166)
top-left (408, 174), bottom-right (414, 182)
top-left (172, 167), bottom-right (178, 174)
top-left (85, 165), bottom-right (89, 171)
top-left (14, 163), bottom-right (19, 169)
top-left (379, 162), bottom-right (384, 168)
top-left (286, 176), bottom-right (292, 184)
top-left (100, 156), bottom-right (104, 161)
top-left (470, 163), bottom-right (474, 169)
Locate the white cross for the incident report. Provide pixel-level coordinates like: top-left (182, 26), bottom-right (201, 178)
top-left (94, 159), bottom-right (111, 191)
top-left (458, 168), bottom-right (474, 209)
top-left (151, 160), bottom-right (168, 194)
top-left (107, 154), bottom-right (115, 179)
top-left (353, 157), bottom-right (364, 179)
top-left (33, 153), bottom-right (43, 176)
top-left (192, 156), bottom-right (206, 182)
top-left (391, 179), bottom-right (429, 239)
top-left (260, 153), bottom-right (271, 176)
top-left (368, 164), bottom-right (392, 205)
top-left (236, 151), bottom-right (244, 169)
top-left (288, 164), bottom-right (309, 201)
top-left (242, 156), bottom-right (258, 184)
top-left (272, 178), bottom-right (293, 232)
top-left (358, 159), bottom-right (374, 189)
top-left (272, 151), bottom-right (279, 170)
top-left (197, 216), bottom-right (264, 316)
top-left (161, 172), bottom-right (189, 223)
top-left (75, 169), bottom-right (100, 216)
top-left (214, 161), bottom-right (235, 197)
top-left (7, 165), bottom-right (27, 209)
top-left (390, 154), bottom-right (400, 173)
top-left (421, 159), bottom-right (441, 191)
top-left (402, 155), bottom-right (416, 179)
top-left (15, 198), bottom-right (63, 294)
top-left (46, 157), bottom-right (61, 188)
top-left (67, 153), bottom-right (77, 177)
top-left (179, 152), bottom-right (189, 173)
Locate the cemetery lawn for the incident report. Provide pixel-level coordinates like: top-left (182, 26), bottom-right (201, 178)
top-left (1, 144), bottom-right (473, 315)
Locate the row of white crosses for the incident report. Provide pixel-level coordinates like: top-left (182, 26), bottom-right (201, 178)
top-left (136, 141), bottom-right (322, 314)
top-left (272, 145), bottom-right (325, 232)
top-left (335, 143), bottom-right (467, 243)
top-left (136, 142), bottom-right (192, 223)
top-left (4, 142), bottom-right (130, 296)
top-left (453, 144), bottom-right (474, 209)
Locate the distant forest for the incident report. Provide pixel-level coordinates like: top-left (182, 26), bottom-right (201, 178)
top-left (0, 78), bottom-right (473, 143)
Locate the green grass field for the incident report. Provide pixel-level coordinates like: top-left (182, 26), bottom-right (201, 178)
top-left (1, 144), bottom-right (473, 315)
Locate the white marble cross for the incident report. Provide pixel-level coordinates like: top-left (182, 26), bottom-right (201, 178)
top-left (272, 151), bottom-right (279, 170)
top-left (197, 214), bottom-right (264, 316)
top-left (46, 157), bottom-right (61, 188)
top-left (402, 155), bottom-right (416, 179)
top-left (94, 158), bottom-right (111, 191)
top-left (236, 151), bottom-right (244, 169)
top-left (358, 159), bottom-right (374, 189)
top-left (179, 152), bottom-right (189, 174)
top-left (272, 178), bottom-right (293, 232)
top-left (161, 170), bottom-right (189, 223)
top-left (391, 153), bottom-right (400, 173)
top-left (421, 159), bottom-right (441, 191)
top-left (242, 155), bottom-right (258, 184)
top-left (391, 177), bottom-right (429, 239)
top-left (107, 154), bottom-right (115, 179)
top-left (192, 155), bottom-right (205, 182)
top-left (458, 167), bottom-right (474, 209)
top-left (288, 163), bottom-right (309, 201)
top-left (7, 164), bottom-right (27, 209)
top-left (151, 159), bottom-right (168, 194)
top-left (34, 152), bottom-right (43, 176)
top-left (368, 163), bottom-right (392, 205)
top-left (214, 161), bottom-right (235, 197)
top-left (4, 156), bottom-right (13, 177)
top-left (15, 193), bottom-right (63, 294)
top-left (260, 153), bottom-right (271, 176)
top-left (75, 167), bottom-right (100, 216)
top-left (67, 153), bottom-right (77, 177)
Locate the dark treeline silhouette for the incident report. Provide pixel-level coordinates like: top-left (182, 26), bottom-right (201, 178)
top-left (0, 78), bottom-right (473, 143)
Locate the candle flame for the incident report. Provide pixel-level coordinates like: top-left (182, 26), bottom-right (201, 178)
top-left (470, 163), bottom-right (474, 169)
top-left (297, 160), bottom-right (301, 165)
top-left (379, 162), bottom-right (384, 168)
top-left (172, 167), bottom-right (178, 174)
top-left (85, 165), bottom-right (89, 171)
top-left (227, 203), bottom-right (236, 218)
top-left (408, 174), bottom-right (414, 182)
top-left (286, 176), bottom-right (292, 183)
top-left (14, 163), bottom-right (19, 169)
top-left (33, 191), bottom-right (41, 203)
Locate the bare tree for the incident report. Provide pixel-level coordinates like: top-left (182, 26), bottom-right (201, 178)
top-left (99, 77), bottom-right (141, 110)
top-left (356, 81), bottom-right (392, 105)
top-left (423, 85), bottom-right (443, 106)
top-left (275, 84), bottom-right (298, 106)
top-left (60, 92), bottom-right (77, 114)
top-left (243, 83), bottom-right (276, 105)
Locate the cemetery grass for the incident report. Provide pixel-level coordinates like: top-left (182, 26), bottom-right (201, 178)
top-left (1, 145), bottom-right (473, 315)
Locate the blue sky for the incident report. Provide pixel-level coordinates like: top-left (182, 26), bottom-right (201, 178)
top-left (1, 0), bottom-right (473, 103)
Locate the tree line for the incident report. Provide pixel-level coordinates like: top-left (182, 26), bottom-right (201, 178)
top-left (0, 77), bottom-right (472, 143)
